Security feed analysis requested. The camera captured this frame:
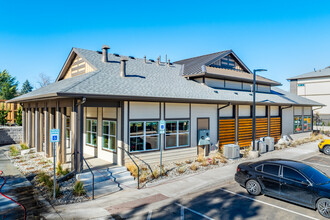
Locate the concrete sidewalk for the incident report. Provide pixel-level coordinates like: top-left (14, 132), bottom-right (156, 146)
top-left (54, 141), bottom-right (320, 219)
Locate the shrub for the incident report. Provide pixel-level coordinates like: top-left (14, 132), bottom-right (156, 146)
top-left (20, 143), bottom-right (29, 150)
top-left (152, 169), bottom-right (160, 179)
top-left (73, 181), bottom-right (85, 196)
top-left (196, 155), bottom-right (204, 163)
top-left (0, 104), bottom-right (9, 126)
top-left (190, 163), bottom-right (199, 171)
top-left (126, 163), bottom-right (139, 178)
top-left (220, 156), bottom-right (227, 164)
top-left (243, 146), bottom-right (252, 158)
top-left (139, 172), bottom-right (148, 183)
top-left (10, 145), bottom-right (19, 156)
top-left (201, 159), bottom-right (209, 167)
top-left (56, 163), bottom-right (70, 176)
top-left (175, 162), bottom-right (182, 166)
top-left (210, 157), bottom-right (218, 165)
top-left (185, 160), bottom-right (193, 164)
top-left (177, 167), bottom-right (185, 174)
top-left (15, 107), bottom-right (22, 126)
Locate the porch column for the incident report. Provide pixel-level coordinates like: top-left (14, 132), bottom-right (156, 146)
top-left (235, 105), bottom-right (239, 144)
top-left (117, 103), bottom-right (124, 166)
top-left (49, 108), bottom-right (55, 157)
top-left (40, 108), bottom-right (44, 153)
top-left (31, 108), bottom-right (35, 148)
top-left (56, 105), bottom-right (62, 164)
top-left (73, 100), bottom-right (84, 172)
top-left (61, 107), bottom-right (66, 163)
top-left (267, 106), bottom-right (271, 137)
top-left (27, 108), bottom-right (32, 147)
top-left (35, 107), bottom-right (40, 152)
top-left (44, 107), bottom-right (50, 157)
top-left (22, 108), bottom-right (26, 144)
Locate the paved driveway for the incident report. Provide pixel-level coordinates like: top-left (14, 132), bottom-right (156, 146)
top-left (126, 152), bottom-right (330, 220)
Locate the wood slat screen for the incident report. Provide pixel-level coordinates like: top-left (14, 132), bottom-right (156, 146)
top-left (256, 118), bottom-right (268, 139)
top-left (238, 118), bottom-right (252, 148)
top-left (270, 117), bottom-right (281, 143)
top-left (239, 117), bottom-right (268, 148)
top-left (219, 119), bottom-right (236, 149)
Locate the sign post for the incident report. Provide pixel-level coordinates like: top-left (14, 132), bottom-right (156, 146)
top-left (50, 129), bottom-right (60, 200)
top-left (159, 120), bottom-right (165, 176)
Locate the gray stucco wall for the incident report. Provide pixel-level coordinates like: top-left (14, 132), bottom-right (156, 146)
top-left (282, 107), bottom-right (294, 135)
top-left (0, 127), bottom-right (22, 145)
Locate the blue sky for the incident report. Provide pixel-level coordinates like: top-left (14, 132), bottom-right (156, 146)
top-left (1, 0), bottom-right (330, 91)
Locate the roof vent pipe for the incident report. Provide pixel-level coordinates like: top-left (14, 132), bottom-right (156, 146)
top-left (144, 56), bottom-right (146, 63)
top-left (157, 56), bottom-right (160, 65)
top-left (120, 56), bottom-right (128, 77)
top-left (102, 45), bottom-right (110, 62)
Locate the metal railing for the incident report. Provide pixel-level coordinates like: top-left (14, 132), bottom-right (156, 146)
top-left (117, 146), bottom-right (140, 189)
top-left (81, 155), bottom-right (94, 200)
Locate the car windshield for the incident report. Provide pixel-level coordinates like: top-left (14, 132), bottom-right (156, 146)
top-left (302, 166), bottom-right (330, 185)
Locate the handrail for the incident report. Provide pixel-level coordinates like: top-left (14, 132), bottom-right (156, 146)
top-left (117, 146), bottom-right (140, 189)
top-left (81, 155), bottom-right (94, 200)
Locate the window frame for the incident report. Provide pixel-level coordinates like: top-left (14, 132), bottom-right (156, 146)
top-left (303, 115), bottom-right (312, 132)
top-left (86, 118), bottom-right (97, 147)
top-left (261, 163), bottom-right (281, 177)
top-left (281, 166), bottom-right (311, 185)
top-left (129, 121), bottom-right (160, 153)
top-left (165, 120), bottom-right (190, 149)
top-left (294, 115), bottom-right (303, 133)
top-left (102, 120), bottom-right (117, 152)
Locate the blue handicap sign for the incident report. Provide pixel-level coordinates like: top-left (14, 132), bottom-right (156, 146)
top-left (50, 129), bottom-right (60, 143)
top-left (159, 120), bottom-right (165, 134)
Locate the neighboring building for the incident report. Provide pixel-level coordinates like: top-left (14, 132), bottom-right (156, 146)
top-left (8, 46), bottom-right (322, 171)
top-left (288, 67), bottom-right (330, 125)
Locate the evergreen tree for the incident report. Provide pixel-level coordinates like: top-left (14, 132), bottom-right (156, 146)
top-left (0, 69), bottom-right (18, 100)
top-left (15, 107), bottom-right (22, 126)
top-left (21, 80), bottom-right (33, 94)
top-left (0, 104), bottom-right (9, 125)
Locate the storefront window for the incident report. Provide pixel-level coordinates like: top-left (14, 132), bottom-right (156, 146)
top-left (86, 119), bottom-right (97, 146)
top-left (103, 120), bottom-right (116, 151)
top-left (129, 121), bottom-right (159, 152)
top-left (165, 120), bottom-right (190, 149)
top-left (303, 116), bottom-right (312, 132)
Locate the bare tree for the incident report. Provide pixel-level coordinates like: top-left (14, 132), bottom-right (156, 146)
top-left (37, 73), bottom-right (52, 88)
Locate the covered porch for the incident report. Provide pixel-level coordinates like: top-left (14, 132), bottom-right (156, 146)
top-left (19, 98), bottom-right (126, 172)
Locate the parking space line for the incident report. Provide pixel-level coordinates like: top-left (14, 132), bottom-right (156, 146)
top-left (175, 203), bottom-right (215, 220)
top-left (219, 188), bottom-right (319, 220)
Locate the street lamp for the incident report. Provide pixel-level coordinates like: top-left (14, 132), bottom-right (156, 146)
top-left (252, 69), bottom-right (267, 151)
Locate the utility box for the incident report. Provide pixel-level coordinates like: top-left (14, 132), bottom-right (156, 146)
top-left (251, 140), bottom-right (267, 153)
top-left (261, 137), bottom-right (274, 152)
top-left (198, 129), bottom-right (210, 146)
top-left (223, 144), bottom-right (240, 159)
top-left (258, 141), bottom-right (267, 154)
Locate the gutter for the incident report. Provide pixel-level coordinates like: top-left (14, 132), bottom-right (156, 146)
top-left (281, 105), bottom-right (293, 110)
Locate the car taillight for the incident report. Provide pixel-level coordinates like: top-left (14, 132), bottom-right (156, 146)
top-left (237, 167), bottom-right (240, 172)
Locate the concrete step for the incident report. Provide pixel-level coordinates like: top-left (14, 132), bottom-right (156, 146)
top-left (120, 180), bottom-right (138, 188)
top-left (111, 171), bottom-right (131, 179)
top-left (107, 166), bottom-right (127, 174)
top-left (107, 166), bottom-right (137, 188)
top-left (85, 181), bottom-right (121, 198)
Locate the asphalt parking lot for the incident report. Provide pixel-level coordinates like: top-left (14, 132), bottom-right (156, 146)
top-left (131, 152), bottom-right (330, 220)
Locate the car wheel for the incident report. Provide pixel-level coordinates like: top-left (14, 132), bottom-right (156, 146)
top-left (324, 145), bottom-right (330, 155)
top-left (246, 179), bottom-right (261, 196)
top-left (317, 198), bottom-right (330, 218)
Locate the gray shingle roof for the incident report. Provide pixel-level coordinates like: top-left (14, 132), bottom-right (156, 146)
top-left (288, 67), bottom-right (330, 80)
top-left (174, 50), bottom-right (232, 75)
top-left (8, 48), bottom-right (324, 107)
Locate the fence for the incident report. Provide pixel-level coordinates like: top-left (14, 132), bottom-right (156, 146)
top-left (0, 100), bottom-right (19, 124)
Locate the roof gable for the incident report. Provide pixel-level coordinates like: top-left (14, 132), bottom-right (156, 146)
top-left (56, 48), bottom-right (97, 81)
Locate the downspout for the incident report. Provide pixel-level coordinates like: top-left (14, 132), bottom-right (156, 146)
top-left (217, 102), bottom-right (231, 147)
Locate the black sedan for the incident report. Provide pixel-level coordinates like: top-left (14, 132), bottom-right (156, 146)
top-left (235, 159), bottom-right (330, 218)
